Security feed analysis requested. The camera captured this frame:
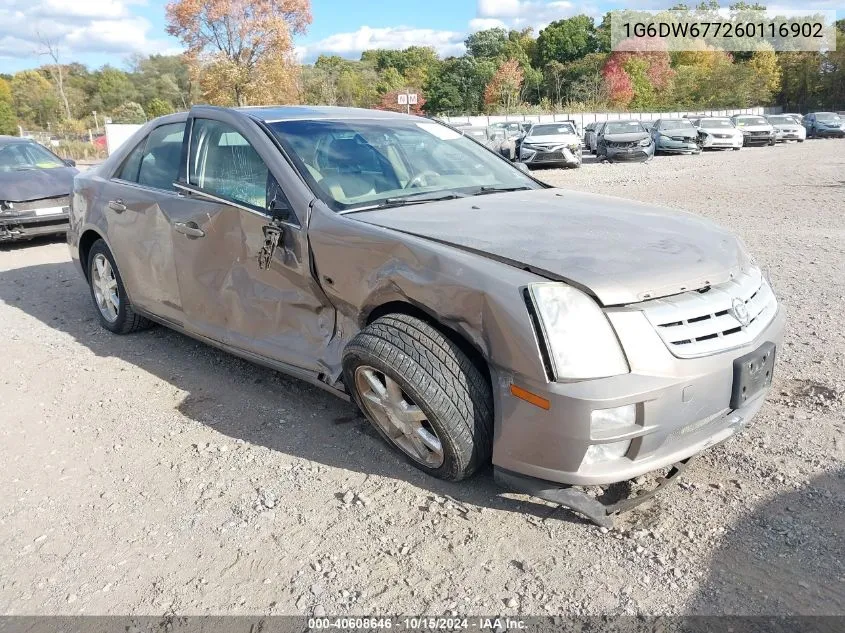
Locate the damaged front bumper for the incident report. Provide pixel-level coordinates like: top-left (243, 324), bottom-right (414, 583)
top-left (519, 145), bottom-right (582, 167)
top-left (0, 199), bottom-right (70, 242)
top-left (492, 304), bottom-right (785, 524)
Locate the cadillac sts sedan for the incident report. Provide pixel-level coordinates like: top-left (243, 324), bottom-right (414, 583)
top-left (68, 106), bottom-right (784, 525)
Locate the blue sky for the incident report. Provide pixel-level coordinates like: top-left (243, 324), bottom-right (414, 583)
top-left (0, 0), bottom-right (839, 74)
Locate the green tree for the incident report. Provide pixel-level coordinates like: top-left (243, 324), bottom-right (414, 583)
top-left (111, 101), bottom-right (146, 124)
top-left (93, 67), bottom-right (137, 111)
top-left (747, 47), bottom-right (781, 104)
top-left (0, 77), bottom-right (12, 105)
top-left (11, 70), bottom-right (58, 128)
top-left (0, 102), bottom-right (16, 135)
top-left (464, 28), bottom-right (509, 59)
top-left (146, 98), bottom-right (174, 118)
top-left (422, 56), bottom-right (496, 115)
top-left (536, 15), bottom-right (598, 67)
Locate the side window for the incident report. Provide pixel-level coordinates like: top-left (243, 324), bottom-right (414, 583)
top-left (189, 119), bottom-right (271, 211)
top-left (116, 139), bottom-right (146, 182)
top-left (138, 123), bottom-right (185, 190)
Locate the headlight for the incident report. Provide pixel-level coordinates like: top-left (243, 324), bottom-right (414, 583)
top-left (638, 138), bottom-right (651, 147)
top-left (527, 283), bottom-right (629, 380)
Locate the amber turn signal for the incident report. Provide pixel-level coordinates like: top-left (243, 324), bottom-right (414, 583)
top-left (509, 384), bottom-right (551, 410)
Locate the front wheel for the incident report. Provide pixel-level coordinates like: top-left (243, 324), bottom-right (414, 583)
top-left (733, 147), bottom-right (741, 151)
top-left (342, 314), bottom-right (493, 481)
top-left (87, 239), bottom-right (153, 334)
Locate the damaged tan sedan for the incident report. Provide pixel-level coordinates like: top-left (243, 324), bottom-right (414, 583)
top-left (68, 106), bottom-right (784, 526)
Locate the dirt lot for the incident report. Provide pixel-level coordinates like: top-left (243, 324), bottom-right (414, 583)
top-left (1, 141), bottom-right (843, 617)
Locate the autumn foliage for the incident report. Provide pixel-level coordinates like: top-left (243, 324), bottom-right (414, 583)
top-left (374, 89), bottom-right (427, 115)
top-left (166, 0), bottom-right (312, 106)
top-left (483, 59), bottom-right (523, 113)
top-left (601, 38), bottom-right (674, 109)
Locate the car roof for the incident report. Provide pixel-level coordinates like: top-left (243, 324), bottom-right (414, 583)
top-left (0, 135), bottom-right (36, 147)
top-left (223, 105), bottom-right (422, 123)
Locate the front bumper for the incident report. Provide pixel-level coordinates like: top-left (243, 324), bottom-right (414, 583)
top-left (655, 137), bottom-right (699, 153)
top-left (812, 127), bottom-right (845, 138)
top-left (0, 211), bottom-right (70, 242)
top-left (604, 145), bottom-right (654, 162)
top-left (700, 134), bottom-right (743, 149)
top-left (519, 146), bottom-right (581, 167)
top-left (492, 306), bottom-right (785, 486)
top-left (742, 133), bottom-right (774, 146)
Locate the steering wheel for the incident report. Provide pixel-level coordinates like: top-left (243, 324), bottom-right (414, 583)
top-left (405, 170), bottom-right (440, 189)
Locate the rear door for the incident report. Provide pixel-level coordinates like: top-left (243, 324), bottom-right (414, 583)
top-left (100, 120), bottom-right (191, 324)
top-left (168, 110), bottom-right (333, 373)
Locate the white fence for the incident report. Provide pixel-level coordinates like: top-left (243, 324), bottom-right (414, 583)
top-left (443, 106), bottom-right (783, 130)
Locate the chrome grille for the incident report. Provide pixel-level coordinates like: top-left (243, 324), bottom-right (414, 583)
top-left (641, 268), bottom-right (778, 358)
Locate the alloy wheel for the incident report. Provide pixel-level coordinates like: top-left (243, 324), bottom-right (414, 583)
top-left (91, 253), bottom-right (119, 322)
top-left (354, 365), bottom-right (444, 468)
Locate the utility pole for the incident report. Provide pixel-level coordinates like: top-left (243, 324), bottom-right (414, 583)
top-left (92, 111), bottom-right (99, 133)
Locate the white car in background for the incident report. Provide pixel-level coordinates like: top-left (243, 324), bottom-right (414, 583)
top-left (693, 117), bottom-right (743, 150)
top-left (766, 115), bottom-right (806, 143)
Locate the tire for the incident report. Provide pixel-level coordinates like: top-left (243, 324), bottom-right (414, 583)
top-left (798, 139), bottom-right (804, 143)
top-left (733, 147), bottom-right (741, 151)
top-left (87, 239), bottom-right (153, 334)
top-left (342, 314), bottom-right (493, 482)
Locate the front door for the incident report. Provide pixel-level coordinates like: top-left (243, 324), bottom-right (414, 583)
top-left (168, 115), bottom-right (333, 373)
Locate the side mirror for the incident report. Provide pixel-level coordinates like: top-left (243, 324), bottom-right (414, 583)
top-left (64, 158), bottom-right (77, 167)
top-left (268, 197), bottom-right (297, 224)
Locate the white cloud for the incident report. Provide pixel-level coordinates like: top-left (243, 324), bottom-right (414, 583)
top-left (474, 0), bottom-right (588, 31)
top-left (299, 26), bottom-right (466, 62)
top-left (468, 18), bottom-right (508, 32)
top-left (0, 0), bottom-right (173, 62)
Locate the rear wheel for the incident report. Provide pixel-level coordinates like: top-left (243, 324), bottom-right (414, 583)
top-left (87, 239), bottom-right (153, 334)
top-left (343, 314), bottom-right (493, 481)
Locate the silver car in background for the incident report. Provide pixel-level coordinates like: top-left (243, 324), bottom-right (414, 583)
top-left (518, 122), bottom-right (582, 168)
top-left (766, 115), bottom-right (806, 143)
top-left (692, 118), bottom-right (743, 150)
top-left (595, 120), bottom-right (654, 162)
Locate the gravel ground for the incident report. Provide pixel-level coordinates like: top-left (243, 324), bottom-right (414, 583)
top-left (0, 140), bottom-right (843, 617)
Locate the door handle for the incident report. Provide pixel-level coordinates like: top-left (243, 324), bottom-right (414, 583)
top-left (173, 221), bottom-right (205, 238)
top-left (108, 199), bottom-right (126, 213)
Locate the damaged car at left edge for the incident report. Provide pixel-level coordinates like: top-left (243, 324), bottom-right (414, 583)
top-left (0, 136), bottom-right (77, 242)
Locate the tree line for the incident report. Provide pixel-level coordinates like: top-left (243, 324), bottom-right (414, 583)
top-left (2, 0), bottom-right (844, 140)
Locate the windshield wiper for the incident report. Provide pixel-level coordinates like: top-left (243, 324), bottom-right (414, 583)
top-left (471, 185), bottom-right (532, 196)
top-left (342, 191), bottom-right (466, 213)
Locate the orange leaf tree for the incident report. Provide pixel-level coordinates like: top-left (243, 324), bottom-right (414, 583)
top-left (166, 0), bottom-right (312, 106)
top-left (483, 59), bottom-right (523, 114)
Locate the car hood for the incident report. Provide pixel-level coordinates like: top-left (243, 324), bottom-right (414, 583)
top-left (602, 132), bottom-right (650, 143)
top-left (658, 128), bottom-right (697, 138)
top-left (352, 189), bottom-right (750, 306)
top-left (0, 167), bottom-right (77, 202)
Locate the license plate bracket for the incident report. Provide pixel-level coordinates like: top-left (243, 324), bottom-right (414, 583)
top-left (730, 342), bottom-right (776, 409)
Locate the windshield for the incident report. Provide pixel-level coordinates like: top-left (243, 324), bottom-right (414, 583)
top-left (0, 142), bottom-right (66, 172)
top-left (700, 119), bottom-right (734, 128)
top-left (269, 118), bottom-right (541, 212)
top-left (735, 116), bottom-right (767, 126)
top-left (815, 112), bottom-right (841, 121)
top-left (604, 121), bottom-right (645, 134)
top-left (530, 123), bottom-right (576, 136)
top-left (766, 116), bottom-right (793, 125)
top-left (659, 119), bottom-right (695, 130)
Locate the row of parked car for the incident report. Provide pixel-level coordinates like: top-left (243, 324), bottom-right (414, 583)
top-left (454, 111), bottom-right (844, 168)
